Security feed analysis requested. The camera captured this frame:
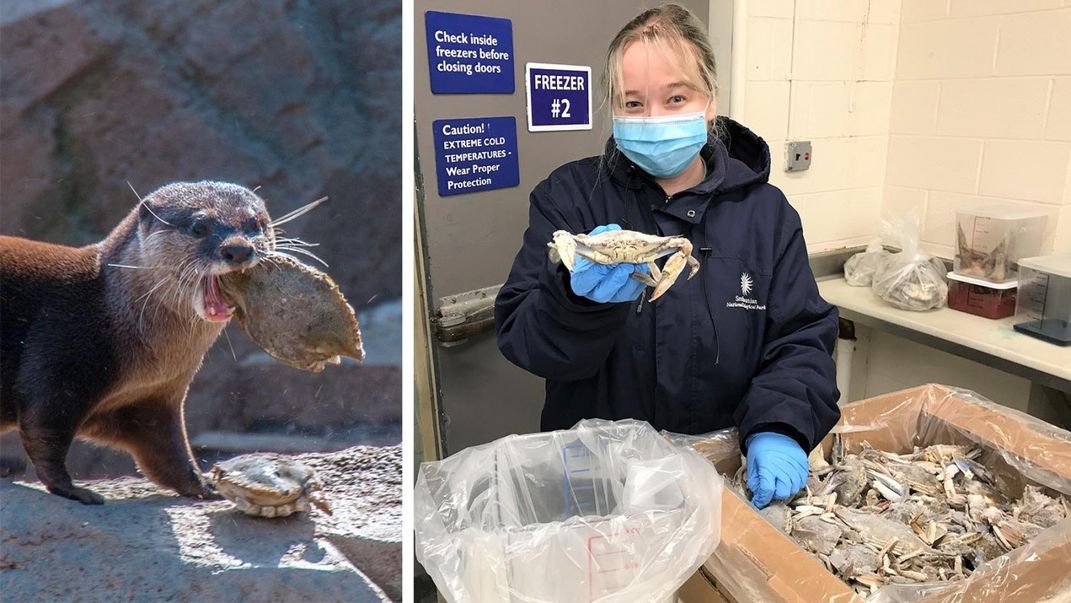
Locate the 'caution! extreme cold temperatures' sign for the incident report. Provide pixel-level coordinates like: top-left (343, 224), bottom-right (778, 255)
top-left (432, 116), bottom-right (520, 197)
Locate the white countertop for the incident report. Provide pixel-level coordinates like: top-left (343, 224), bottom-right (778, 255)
top-left (817, 276), bottom-right (1071, 390)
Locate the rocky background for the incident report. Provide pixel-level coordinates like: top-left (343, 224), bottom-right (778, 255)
top-left (0, 0), bottom-right (402, 477)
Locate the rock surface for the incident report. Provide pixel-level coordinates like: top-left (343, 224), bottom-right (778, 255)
top-left (0, 0), bottom-right (402, 475)
top-left (0, 446), bottom-right (402, 602)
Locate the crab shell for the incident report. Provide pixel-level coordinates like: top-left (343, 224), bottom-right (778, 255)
top-left (219, 254), bottom-right (365, 372)
top-left (548, 229), bottom-right (689, 269)
top-left (209, 453), bottom-right (332, 518)
top-left (547, 229), bottom-right (700, 301)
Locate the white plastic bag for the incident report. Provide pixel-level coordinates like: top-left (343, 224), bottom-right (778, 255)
top-left (872, 217), bottom-right (948, 311)
top-left (414, 419), bottom-right (723, 603)
top-left (844, 239), bottom-right (890, 287)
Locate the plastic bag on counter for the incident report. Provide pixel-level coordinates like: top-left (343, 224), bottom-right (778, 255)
top-left (844, 239), bottom-right (891, 287)
top-left (415, 419), bottom-right (723, 603)
top-left (680, 384), bottom-right (1071, 603)
top-left (872, 217), bottom-right (948, 311)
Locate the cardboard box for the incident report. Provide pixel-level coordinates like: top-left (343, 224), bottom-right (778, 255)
top-left (677, 567), bottom-right (729, 603)
top-left (680, 384), bottom-right (1071, 603)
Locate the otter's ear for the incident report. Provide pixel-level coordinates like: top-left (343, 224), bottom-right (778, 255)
top-left (138, 201), bottom-right (174, 228)
top-left (136, 202), bottom-right (169, 237)
top-left (135, 205), bottom-right (153, 238)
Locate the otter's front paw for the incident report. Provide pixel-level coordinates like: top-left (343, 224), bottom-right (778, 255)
top-left (50, 485), bottom-right (106, 505)
top-left (184, 478), bottom-right (223, 500)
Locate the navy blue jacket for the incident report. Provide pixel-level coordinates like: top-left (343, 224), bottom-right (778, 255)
top-left (494, 118), bottom-right (840, 452)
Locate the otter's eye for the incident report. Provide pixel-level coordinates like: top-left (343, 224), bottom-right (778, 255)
top-left (189, 221), bottom-right (208, 237)
top-left (244, 217), bottom-right (262, 234)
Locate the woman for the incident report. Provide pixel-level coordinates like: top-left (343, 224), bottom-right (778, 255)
top-left (494, 4), bottom-right (839, 509)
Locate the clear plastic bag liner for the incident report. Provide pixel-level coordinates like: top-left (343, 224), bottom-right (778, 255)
top-left (844, 239), bottom-right (891, 287)
top-left (872, 216), bottom-right (948, 311)
top-left (673, 384), bottom-right (1071, 603)
top-left (415, 419), bottom-right (723, 603)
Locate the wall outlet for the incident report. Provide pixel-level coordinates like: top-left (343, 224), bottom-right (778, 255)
top-left (785, 140), bottom-right (812, 172)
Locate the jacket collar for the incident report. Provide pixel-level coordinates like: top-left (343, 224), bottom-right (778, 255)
top-left (606, 137), bottom-right (730, 226)
top-left (602, 117), bottom-right (772, 226)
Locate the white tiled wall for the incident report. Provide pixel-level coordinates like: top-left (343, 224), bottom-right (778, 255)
top-left (739, 0), bottom-right (901, 253)
top-left (737, 0), bottom-right (1071, 407)
top-left (885, 3), bottom-right (1071, 257)
top-left (740, 0), bottom-right (1071, 256)
top-left (876, 3), bottom-right (1070, 404)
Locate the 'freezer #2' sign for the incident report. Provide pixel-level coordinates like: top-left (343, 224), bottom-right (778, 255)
top-left (432, 116), bottom-right (519, 197)
top-left (425, 11), bottom-right (514, 94)
top-left (525, 63), bottom-right (592, 132)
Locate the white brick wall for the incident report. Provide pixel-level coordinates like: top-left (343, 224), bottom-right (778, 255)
top-left (736, 1), bottom-right (1071, 405)
top-left (884, 4), bottom-right (1071, 256)
top-left (738, 2), bottom-right (1071, 255)
top-left (740, 1), bottom-right (901, 253)
top-left (1048, 78), bottom-right (1071, 140)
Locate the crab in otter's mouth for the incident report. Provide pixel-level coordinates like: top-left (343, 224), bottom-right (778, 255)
top-left (217, 254), bottom-right (365, 372)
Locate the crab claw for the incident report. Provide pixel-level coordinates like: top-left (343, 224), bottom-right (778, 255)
top-left (648, 251), bottom-right (689, 302)
top-left (307, 484), bottom-right (333, 515)
top-left (686, 255), bottom-right (700, 279)
top-left (548, 230), bottom-right (578, 271)
top-left (310, 495), bottom-right (333, 515)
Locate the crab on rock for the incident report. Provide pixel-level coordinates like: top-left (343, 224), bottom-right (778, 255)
top-left (209, 453), bottom-right (332, 518)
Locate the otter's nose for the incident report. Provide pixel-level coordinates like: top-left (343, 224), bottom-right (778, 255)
top-left (221, 243), bottom-right (254, 265)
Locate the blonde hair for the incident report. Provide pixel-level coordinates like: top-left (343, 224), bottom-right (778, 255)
top-left (603, 4), bottom-right (718, 120)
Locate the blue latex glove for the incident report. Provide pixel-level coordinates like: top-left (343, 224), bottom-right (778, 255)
top-left (569, 224), bottom-right (651, 304)
top-left (746, 432), bottom-right (809, 509)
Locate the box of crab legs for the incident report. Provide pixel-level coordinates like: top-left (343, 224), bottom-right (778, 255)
top-left (677, 384), bottom-right (1071, 603)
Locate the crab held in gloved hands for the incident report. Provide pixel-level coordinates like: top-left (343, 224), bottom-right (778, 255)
top-left (547, 228), bottom-right (700, 302)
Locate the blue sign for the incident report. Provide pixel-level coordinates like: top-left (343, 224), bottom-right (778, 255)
top-left (432, 116), bottom-right (520, 197)
top-left (425, 11), bottom-right (514, 94)
top-left (526, 63), bottom-right (592, 132)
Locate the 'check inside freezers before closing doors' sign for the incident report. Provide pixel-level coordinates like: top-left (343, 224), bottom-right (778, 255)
top-left (525, 63), bottom-right (592, 132)
top-left (425, 11), bottom-right (514, 94)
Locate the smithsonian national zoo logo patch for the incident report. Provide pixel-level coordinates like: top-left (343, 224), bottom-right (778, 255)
top-left (726, 272), bottom-right (767, 311)
top-left (740, 272), bottom-right (753, 295)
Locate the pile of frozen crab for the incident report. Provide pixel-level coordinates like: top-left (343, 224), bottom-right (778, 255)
top-left (732, 436), bottom-right (1070, 596)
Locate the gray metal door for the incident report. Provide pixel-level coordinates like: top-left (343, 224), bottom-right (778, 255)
top-left (415, 0), bottom-right (728, 455)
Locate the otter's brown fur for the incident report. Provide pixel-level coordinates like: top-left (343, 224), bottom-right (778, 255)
top-left (0, 181), bottom-right (272, 504)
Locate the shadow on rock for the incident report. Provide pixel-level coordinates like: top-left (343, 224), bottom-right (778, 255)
top-left (1, 445), bottom-right (400, 602)
top-left (207, 508), bottom-right (319, 566)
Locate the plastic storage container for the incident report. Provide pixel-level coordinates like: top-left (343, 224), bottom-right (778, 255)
top-left (414, 419), bottom-right (723, 603)
top-left (946, 272), bottom-right (1017, 319)
top-left (954, 205), bottom-right (1047, 283)
top-left (1014, 254), bottom-right (1071, 346)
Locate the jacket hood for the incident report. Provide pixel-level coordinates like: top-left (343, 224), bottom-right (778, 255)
top-left (715, 116), bottom-right (771, 192)
top-left (605, 116), bottom-right (772, 195)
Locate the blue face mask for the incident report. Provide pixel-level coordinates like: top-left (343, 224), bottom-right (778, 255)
top-left (612, 106), bottom-right (710, 178)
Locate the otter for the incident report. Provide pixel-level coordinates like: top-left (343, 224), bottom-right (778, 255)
top-left (0, 181), bottom-right (274, 504)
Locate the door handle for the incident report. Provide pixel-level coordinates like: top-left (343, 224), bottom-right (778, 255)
top-left (433, 285), bottom-right (501, 346)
